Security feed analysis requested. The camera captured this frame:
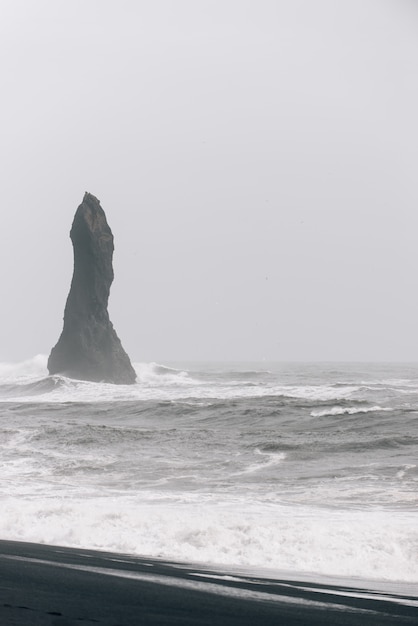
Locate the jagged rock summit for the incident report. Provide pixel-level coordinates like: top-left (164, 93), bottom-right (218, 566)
top-left (48, 192), bottom-right (136, 384)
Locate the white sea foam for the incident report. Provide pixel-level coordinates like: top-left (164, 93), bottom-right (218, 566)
top-left (396, 465), bottom-right (416, 480)
top-left (135, 362), bottom-right (194, 386)
top-left (0, 496), bottom-right (417, 583)
top-left (275, 385), bottom-right (359, 401)
top-left (0, 357), bottom-right (362, 403)
top-left (310, 405), bottom-right (392, 418)
top-left (235, 449), bottom-right (286, 475)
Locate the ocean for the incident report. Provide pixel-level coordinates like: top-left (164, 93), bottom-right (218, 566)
top-left (0, 357), bottom-right (417, 586)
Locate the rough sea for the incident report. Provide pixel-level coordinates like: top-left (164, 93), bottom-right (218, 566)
top-left (0, 357), bottom-right (417, 586)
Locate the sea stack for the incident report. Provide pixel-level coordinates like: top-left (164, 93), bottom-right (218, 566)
top-left (48, 192), bottom-right (136, 384)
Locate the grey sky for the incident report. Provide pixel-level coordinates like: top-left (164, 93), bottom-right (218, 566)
top-left (1, 0), bottom-right (418, 362)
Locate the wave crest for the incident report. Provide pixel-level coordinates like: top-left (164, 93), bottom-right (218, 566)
top-left (311, 405), bottom-right (392, 418)
top-left (134, 362), bottom-right (194, 386)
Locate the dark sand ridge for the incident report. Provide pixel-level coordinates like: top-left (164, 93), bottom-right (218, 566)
top-left (0, 540), bottom-right (416, 625)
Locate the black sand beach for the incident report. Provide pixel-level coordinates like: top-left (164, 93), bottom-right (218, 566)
top-left (0, 540), bottom-right (416, 625)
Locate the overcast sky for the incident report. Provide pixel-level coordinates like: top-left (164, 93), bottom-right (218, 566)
top-left (1, 0), bottom-right (418, 362)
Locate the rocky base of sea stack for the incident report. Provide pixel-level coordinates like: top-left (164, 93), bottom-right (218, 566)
top-left (48, 192), bottom-right (136, 384)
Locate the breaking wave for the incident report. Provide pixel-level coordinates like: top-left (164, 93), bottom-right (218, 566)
top-left (311, 405), bottom-right (392, 418)
top-left (0, 497), bottom-right (416, 582)
top-left (135, 362), bottom-right (194, 385)
top-left (0, 356), bottom-right (365, 404)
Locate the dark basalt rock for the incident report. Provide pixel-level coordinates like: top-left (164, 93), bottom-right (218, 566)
top-left (48, 192), bottom-right (136, 384)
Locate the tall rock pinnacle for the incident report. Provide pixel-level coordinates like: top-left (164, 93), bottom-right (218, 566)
top-left (48, 192), bottom-right (136, 384)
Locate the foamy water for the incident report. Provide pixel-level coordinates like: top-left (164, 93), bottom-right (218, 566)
top-left (0, 357), bottom-right (417, 583)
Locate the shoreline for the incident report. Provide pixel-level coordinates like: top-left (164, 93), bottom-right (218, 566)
top-left (0, 540), bottom-right (416, 625)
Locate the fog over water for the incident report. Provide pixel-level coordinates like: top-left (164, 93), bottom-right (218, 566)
top-left (1, 0), bottom-right (418, 362)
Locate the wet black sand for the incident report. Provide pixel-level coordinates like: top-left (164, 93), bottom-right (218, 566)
top-left (0, 540), bottom-right (416, 625)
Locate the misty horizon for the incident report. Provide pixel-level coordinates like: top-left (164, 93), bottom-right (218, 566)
top-left (1, 0), bottom-right (418, 363)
